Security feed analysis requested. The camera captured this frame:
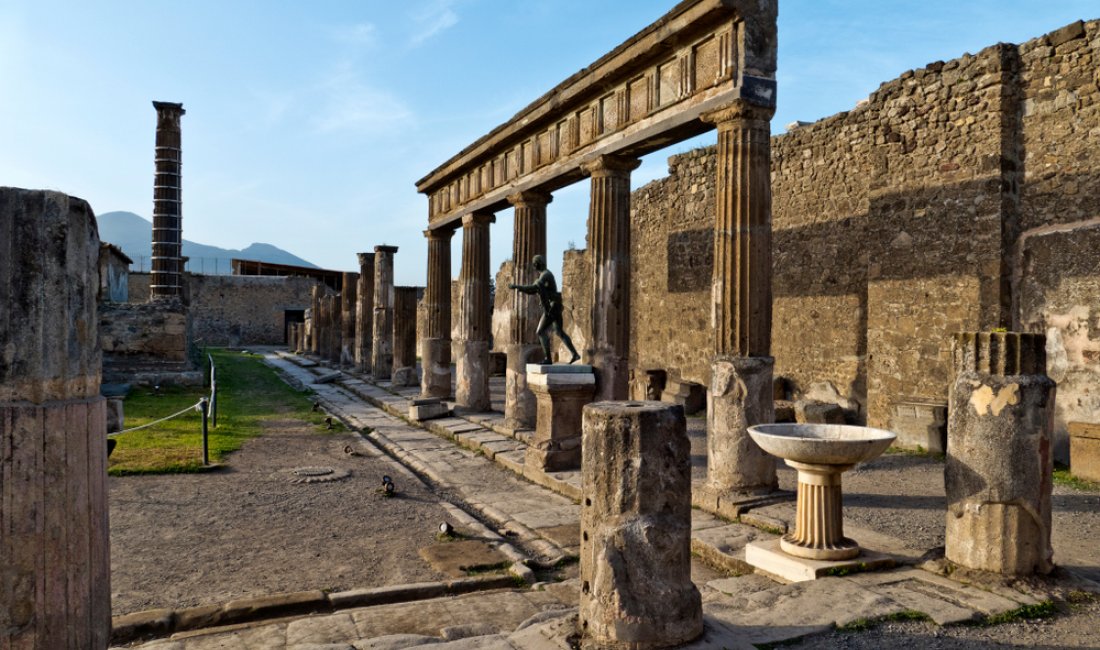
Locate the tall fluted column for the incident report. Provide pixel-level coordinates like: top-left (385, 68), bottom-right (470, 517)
top-left (371, 246), bottom-right (398, 380)
top-left (150, 101), bottom-right (185, 300)
top-left (455, 212), bottom-right (494, 411)
top-left (421, 228), bottom-right (455, 398)
top-left (355, 253), bottom-right (375, 372)
top-left (1, 189), bottom-right (111, 648)
top-left (392, 287), bottom-right (420, 387)
top-left (581, 154), bottom-right (640, 402)
top-left (702, 100), bottom-right (778, 503)
top-left (340, 272), bottom-right (358, 367)
top-left (506, 190), bottom-right (549, 428)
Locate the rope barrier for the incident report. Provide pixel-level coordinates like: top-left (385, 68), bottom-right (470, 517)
top-left (108, 400), bottom-right (203, 437)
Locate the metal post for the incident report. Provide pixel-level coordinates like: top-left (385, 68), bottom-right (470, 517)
top-left (200, 397), bottom-right (210, 466)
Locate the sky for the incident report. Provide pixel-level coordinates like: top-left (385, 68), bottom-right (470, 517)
top-left (1, 1), bottom-right (1097, 285)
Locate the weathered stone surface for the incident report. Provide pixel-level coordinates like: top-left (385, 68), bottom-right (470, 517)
top-left (1069, 422), bottom-right (1100, 482)
top-left (356, 253), bottom-right (376, 372)
top-left (706, 355), bottom-right (777, 496)
top-left (1, 188), bottom-right (111, 648)
top-left (526, 367), bottom-right (596, 472)
top-left (582, 155), bottom-right (640, 403)
top-left (341, 272), bottom-right (359, 367)
top-left (580, 401), bottom-right (702, 649)
top-left (505, 191), bottom-right (550, 428)
top-left (455, 213), bottom-right (492, 411)
top-left (372, 246), bottom-right (397, 380)
top-left (891, 399), bottom-right (948, 453)
top-left (421, 228), bottom-right (454, 399)
top-left (660, 378), bottom-right (706, 415)
top-left (946, 332), bottom-right (1055, 575)
top-left (392, 287), bottom-right (419, 386)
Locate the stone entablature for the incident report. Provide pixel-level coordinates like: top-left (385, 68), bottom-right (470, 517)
top-left (416, 0), bottom-right (776, 229)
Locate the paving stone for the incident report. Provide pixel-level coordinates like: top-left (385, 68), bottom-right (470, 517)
top-left (691, 522), bottom-right (773, 574)
top-left (439, 623), bottom-right (500, 640)
top-left (351, 634), bottom-right (441, 649)
top-left (178, 622), bottom-right (288, 649)
top-left (350, 600), bottom-right (458, 638)
top-left (418, 540), bottom-right (509, 578)
top-left (285, 613), bottom-right (359, 646)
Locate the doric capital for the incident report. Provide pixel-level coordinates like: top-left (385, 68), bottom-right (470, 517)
top-left (506, 189), bottom-right (553, 208)
top-left (357, 252), bottom-right (375, 266)
top-left (580, 154), bottom-right (642, 178)
top-left (461, 211), bottom-right (496, 228)
top-left (701, 99), bottom-right (775, 128)
top-left (374, 244), bottom-right (399, 254)
top-left (423, 226), bottom-right (455, 241)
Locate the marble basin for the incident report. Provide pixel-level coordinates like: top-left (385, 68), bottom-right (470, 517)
top-left (747, 423), bottom-right (896, 467)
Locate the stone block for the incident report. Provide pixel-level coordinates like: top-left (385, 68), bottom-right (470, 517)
top-left (891, 399), bottom-right (948, 453)
top-left (410, 398), bottom-right (451, 421)
top-left (1069, 422), bottom-right (1100, 483)
top-left (795, 399), bottom-right (846, 424)
top-left (526, 369), bottom-right (596, 472)
top-left (580, 401), bottom-right (702, 648)
top-left (706, 356), bottom-right (777, 496)
top-left (661, 378), bottom-right (706, 414)
top-left (106, 397), bottom-right (125, 433)
top-left (745, 539), bottom-right (894, 583)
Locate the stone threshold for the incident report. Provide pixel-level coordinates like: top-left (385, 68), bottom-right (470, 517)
top-left (110, 576), bottom-right (522, 646)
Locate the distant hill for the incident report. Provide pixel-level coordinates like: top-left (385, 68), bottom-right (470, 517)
top-left (97, 211), bottom-right (319, 274)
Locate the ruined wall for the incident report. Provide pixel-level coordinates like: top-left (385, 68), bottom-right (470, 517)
top-left (606, 19), bottom-right (1099, 456)
top-left (128, 272), bottom-right (318, 345)
top-left (99, 301), bottom-right (189, 362)
top-left (1015, 20), bottom-right (1100, 456)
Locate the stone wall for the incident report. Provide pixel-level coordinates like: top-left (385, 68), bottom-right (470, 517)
top-left (128, 272), bottom-right (319, 345)
top-left (99, 300), bottom-right (189, 362)
top-left (559, 19), bottom-right (1100, 458)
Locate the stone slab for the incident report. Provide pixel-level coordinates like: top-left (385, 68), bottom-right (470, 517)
top-left (745, 539), bottom-right (895, 583)
top-left (1069, 422), bottom-right (1100, 483)
top-left (418, 540), bottom-right (509, 578)
top-left (526, 373), bottom-right (595, 387)
top-left (525, 364), bottom-right (594, 374)
top-left (410, 402), bottom-right (451, 421)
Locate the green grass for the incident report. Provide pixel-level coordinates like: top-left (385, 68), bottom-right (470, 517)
top-left (108, 348), bottom-right (336, 475)
top-left (1053, 464), bottom-right (1100, 491)
top-left (977, 601), bottom-right (1057, 626)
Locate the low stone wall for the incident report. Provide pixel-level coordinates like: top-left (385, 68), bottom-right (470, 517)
top-left (99, 301), bottom-right (189, 363)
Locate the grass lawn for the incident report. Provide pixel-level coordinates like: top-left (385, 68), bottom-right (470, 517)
top-left (108, 349), bottom-right (338, 475)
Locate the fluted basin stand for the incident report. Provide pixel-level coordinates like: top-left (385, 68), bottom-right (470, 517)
top-left (744, 423), bottom-right (897, 580)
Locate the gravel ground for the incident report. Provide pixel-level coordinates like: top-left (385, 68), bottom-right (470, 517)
top-left (109, 420), bottom-right (450, 615)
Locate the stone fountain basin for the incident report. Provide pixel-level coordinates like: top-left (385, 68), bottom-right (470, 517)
top-left (747, 423), bottom-right (897, 466)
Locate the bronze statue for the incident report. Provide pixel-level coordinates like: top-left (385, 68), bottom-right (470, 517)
top-left (509, 254), bottom-right (581, 364)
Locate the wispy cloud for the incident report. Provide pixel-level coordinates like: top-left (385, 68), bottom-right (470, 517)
top-left (310, 62), bottom-right (413, 136)
top-left (409, 0), bottom-right (458, 46)
top-left (331, 21), bottom-right (378, 47)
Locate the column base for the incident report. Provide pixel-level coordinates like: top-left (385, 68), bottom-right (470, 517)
top-left (746, 539), bottom-right (894, 583)
top-left (527, 370), bottom-right (596, 473)
top-left (392, 366), bottom-right (417, 387)
top-left (455, 339), bottom-right (491, 411)
top-left (420, 338), bottom-right (451, 399)
top-left (705, 355), bottom-right (777, 494)
top-left (691, 483), bottom-right (792, 520)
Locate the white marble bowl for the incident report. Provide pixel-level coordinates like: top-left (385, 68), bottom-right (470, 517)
top-left (747, 423), bottom-right (897, 466)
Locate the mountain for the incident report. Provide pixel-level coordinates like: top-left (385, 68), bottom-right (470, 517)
top-left (97, 211), bottom-right (319, 274)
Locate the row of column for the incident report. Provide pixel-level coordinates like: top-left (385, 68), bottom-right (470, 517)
top-left (420, 98), bottom-right (774, 458)
top-left (296, 246), bottom-right (419, 388)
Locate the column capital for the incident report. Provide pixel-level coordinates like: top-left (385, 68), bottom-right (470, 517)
top-left (374, 244), bottom-right (399, 254)
top-left (581, 154), bottom-right (642, 178)
top-left (461, 211), bottom-right (496, 227)
top-left (506, 189), bottom-right (553, 208)
top-left (423, 226), bottom-right (455, 241)
top-left (701, 99), bottom-right (775, 128)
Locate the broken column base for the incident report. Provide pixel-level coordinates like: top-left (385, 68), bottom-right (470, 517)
top-left (745, 539), bottom-right (895, 583)
top-left (420, 338), bottom-right (452, 399)
top-left (526, 364), bottom-right (595, 472)
top-left (409, 397), bottom-right (451, 421)
top-left (455, 339), bottom-right (491, 412)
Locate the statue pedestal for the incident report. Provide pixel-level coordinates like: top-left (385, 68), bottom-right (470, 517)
top-left (526, 364), bottom-right (595, 472)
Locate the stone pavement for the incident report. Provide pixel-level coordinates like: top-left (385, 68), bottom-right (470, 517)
top-left (114, 352), bottom-right (1099, 648)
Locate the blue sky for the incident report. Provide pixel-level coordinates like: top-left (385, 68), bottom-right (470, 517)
top-left (1, 1), bottom-right (1096, 285)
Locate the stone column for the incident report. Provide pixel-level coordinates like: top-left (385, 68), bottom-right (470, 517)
top-left (581, 154), bottom-right (640, 402)
top-left (1, 189), bottom-right (111, 648)
top-left (323, 294), bottom-right (337, 363)
top-left (506, 190), bottom-right (549, 428)
top-left (371, 245), bottom-right (398, 380)
top-left (421, 228), bottom-right (454, 399)
top-left (150, 101), bottom-right (185, 300)
top-left (340, 271), bottom-right (358, 367)
top-left (392, 287), bottom-right (419, 387)
top-left (455, 211), bottom-right (494, 411)
top-left (309, 286), bottom-right (322, 356)
top-left (580, 401), bottom-right (702, 649)
top-left (701, 100), bottom-right (778, 504)
top-left (355, 253), bottom-right (375, 372)
top-left (946, 332), bottom-right (1055, 575)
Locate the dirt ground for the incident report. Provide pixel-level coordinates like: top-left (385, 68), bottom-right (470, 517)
top-left (109, 420), bottom-right (450, 615)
